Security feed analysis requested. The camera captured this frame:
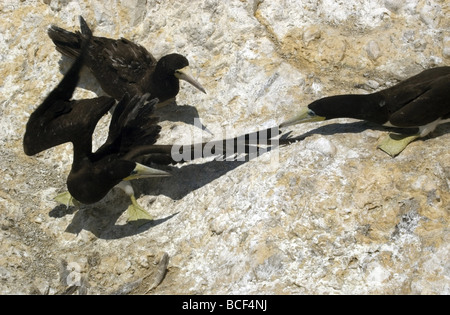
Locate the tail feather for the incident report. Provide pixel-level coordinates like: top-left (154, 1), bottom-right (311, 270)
top-left (48, 25), bottom-right (82, 59)
top-left (78, 16), bottom-right (92, 38)
top-left (47, 16), bottom-right (93, 59)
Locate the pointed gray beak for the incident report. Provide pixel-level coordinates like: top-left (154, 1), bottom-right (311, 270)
top-left (279, 107), bottom-right (325, 128)
top-left (123, 163), bottom-right (171, 181)
top-left (175, 66), bottom-right (206, 94)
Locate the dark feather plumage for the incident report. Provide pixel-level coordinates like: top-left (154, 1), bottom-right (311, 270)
top-left (47, 16), bottom-right (205, 103)
top-left (279, 67), bottom-right (450, 156)
top-left (23, 27), bottom-right (114, 157)
top-left (281, 67), bottom-right (450, 136)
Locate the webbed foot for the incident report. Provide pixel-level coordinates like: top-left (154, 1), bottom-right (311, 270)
top-left (54, 191), bottom-right (81, 207)
top-left (126, 194), bottom-right (153, 225)
top-left (377, 133), bottom-right (420, 157)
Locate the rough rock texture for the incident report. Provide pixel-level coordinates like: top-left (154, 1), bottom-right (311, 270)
top-left (0, 0), bottom-right (449, 294)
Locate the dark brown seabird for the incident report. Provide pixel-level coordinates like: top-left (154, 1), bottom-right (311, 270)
top-left (47, 16), bottom-right (206, 106)
top-left (280, 67), bottom-right (450, 156)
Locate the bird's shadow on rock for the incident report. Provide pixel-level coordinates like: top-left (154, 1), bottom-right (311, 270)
top-left (279, 120), bottom-right (450, 155)
top-left (133, 159), bottom-right (249, 201)
top-left (49, 191), bottom-right (180, 240)
top-left (280, 120), bottom-right (450, 142)
top-left (281, 120), bottom-right (413, 141)
top-left (156, 101), bottom-right (212, 134)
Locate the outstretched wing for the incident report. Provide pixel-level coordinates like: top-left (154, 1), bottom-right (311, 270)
top-left (24, 30), bottom-right (91, 155)
top-left (24, 30), bottom-right (115, 156)
top-left (95, 94), bottom-right (161, 158)
top-left (47, 16), bottom-right (93, 60)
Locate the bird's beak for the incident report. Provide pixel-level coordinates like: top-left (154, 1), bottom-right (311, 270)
top-left (279, 107), bottom-right (325, 128)
top-left (175, 66), bottom-right (207, 94)
top-left (124, 163), bottom-right (171, 181)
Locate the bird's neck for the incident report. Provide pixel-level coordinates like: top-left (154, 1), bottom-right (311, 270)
top-left (71, 138), bottom-right (93, 171)
top-left (152, 69), bottom-right (178, 86)
top-left (149, 66), bottom-right (179, 101)
top-left (311, 93), bottom-right (386, 124)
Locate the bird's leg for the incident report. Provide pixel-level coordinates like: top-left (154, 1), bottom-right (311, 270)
top-left (127, 194), bottom-right (153, 223)
top-left (54, 191), bottom-right (81, 208)
top-left (116, 181), bottom-right (153, 223)
top-left (377, 133), bottom-right (420, 157)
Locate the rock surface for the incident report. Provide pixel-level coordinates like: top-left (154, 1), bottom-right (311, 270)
top-left (0, 0), bottom-right (449, 294)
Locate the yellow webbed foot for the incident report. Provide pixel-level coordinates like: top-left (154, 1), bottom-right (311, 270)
top-left (377, 133), bottom-right (420, 157)
top-left (126, 194), bottom-right (153, 225)
top-left (54, 191), bottom-right (81, 208)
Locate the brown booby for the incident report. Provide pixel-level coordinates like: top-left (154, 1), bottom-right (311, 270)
top-left (280, 67), bottom-right (450, 156)
top-left (47, 16), bottom-right (206, 106)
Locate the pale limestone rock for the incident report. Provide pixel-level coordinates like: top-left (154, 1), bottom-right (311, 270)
top-left (384, 0), bottom-right (403, 13)
top-left (444, 37), bottom-right (450, 58)
top-left (0, 0), bottom-right (448, 295)
top-left (366, 40), bottom-right (382, 61)
top-left (302, 26), bottom-right (321, 45)
top-left (305, 136), bottom-right (337, 157)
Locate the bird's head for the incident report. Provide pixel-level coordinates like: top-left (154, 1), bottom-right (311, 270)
top-left (157, 53), bottom-right (206, 94)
